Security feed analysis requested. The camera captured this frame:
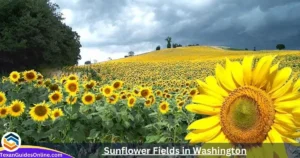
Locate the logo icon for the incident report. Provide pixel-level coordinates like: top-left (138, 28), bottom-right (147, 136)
top-left (1, 132), bottom-right (21, 152)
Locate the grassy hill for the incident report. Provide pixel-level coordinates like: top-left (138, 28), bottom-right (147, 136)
top-left (108, 46), bottom-right (300, 63)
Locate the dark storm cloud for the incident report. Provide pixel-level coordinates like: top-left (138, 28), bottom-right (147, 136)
top-left (51, 0), bottom-right (300, 63)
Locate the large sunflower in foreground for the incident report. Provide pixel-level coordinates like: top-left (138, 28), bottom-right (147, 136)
top-left (185, 56), bottom-right (300, 156)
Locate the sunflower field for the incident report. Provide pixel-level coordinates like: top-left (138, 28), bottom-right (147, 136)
top-left (1, 46), bottom-right (300, 156)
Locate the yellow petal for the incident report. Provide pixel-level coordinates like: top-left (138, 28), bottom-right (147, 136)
top-left (187, 115), bottom-right (220, 130)
top-left (282, 137), bottom-right (300, 146)
top-left (270, 67), bottom-right (292, 93)
top-left (271, 78), bottom-right (293, 99)
top-left (215, 64), bottom-right (236, 91)
top-left (292, 79), bottom-right (300, 92)
top-left (274, 113), bottom-right (298, 131)
top-left (185, 104), bottom-right (220, 115)
top-left (253, 56), bottom-right (275, 88)
top-left (197, 79), bottom-right (225, 100)
top-left (292, 107), bottom-right (300, 117)
top-left (273, 123), bottom-right (294, 137)
top-left (275, 99), bottom-right (300, 113)
top-left (242, 56), bottom-right (254, 85)
top-left (274, 92), bottom-right (300, 103)
top-left (206, 132), bottom-right (227, 143)
top-left (205, 76), bottom-right (228, 97)
top-left (268, 128), bottom-right (284, 143)
top-left (230, 62), bottom-right (244, 86)
top-left (268, 129), bottom-right (288, 158)
top-left (266, 62), bottom-right (280, 92)
top-left (192, 95), bottom-right (223, 107)
top-left (187, 125), bottom-right (221, 143)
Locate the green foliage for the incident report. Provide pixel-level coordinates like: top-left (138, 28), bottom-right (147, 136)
top-left (156, 45), bottom-right (160, 50)
top-left (165, 37), bottom-right (172, 48)
top-left (128, 51), bottom-right (134, 56)
top-left (0, 0), bottom-right (81, 73)
top-left (276, 44), bottom-right (286, 50)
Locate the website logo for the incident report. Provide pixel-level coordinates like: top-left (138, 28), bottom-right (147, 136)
top-left (1, 132), bottom-right (21, 152)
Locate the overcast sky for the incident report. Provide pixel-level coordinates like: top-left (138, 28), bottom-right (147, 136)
top-left (51, 0), bottom-right (300, 65)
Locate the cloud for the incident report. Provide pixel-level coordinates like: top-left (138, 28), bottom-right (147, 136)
top-left (51, 0), bottom-right (300, 64)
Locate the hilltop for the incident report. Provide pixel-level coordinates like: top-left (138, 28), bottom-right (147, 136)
top-left (105, 46), bottom-right (300, 63)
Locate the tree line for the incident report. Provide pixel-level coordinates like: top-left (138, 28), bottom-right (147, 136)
top-left (0, 0), bottom-right (81, 73)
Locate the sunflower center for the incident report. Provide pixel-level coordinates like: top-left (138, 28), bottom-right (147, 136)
top-left (34, 106), bottom-right (48, 116)
top-left (105, 88), bottom-right (111, 94)
top-left (26, 72), bottom-right (35, 79)
top-left (54, 112), bottom-right (60, 117)
top-left (161, 104), bottom-right (166, 110)
top-left (141, 90), bottom-right (149, 97)
top-left (1, 109), bottom-right (7, 115)
top-left (129, 98), bottom-right (134, 104)
top-left (231, 97), bottom-right (258, 129)
top-left (12, 104), bottom-right (21, 112)
top-left (85, 95), bottom-right (93, 102)
top-left (12, 74), bottom-right (17, 79)
top-left (52, 94), bottom-right (60, 100)
top-left (68, 84), bottom-right (77, 92)
top-left (220, 86), bottom-right (274, 144)
top-left (114, 82), bottom-right (120, 89)
top-left (0, 96), bottom-right (3, 102)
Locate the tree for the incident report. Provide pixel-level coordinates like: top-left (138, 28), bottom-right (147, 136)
top-left (93, 60), bottom-right (97, 64)
top-left (108, 57), bottom-right (112, 60)
top-left (253, 47), bottom-right (256, 51)
top-left (245, 48), bottom-right (248, 50)
top-left (128, 51), bottom-right (134, 56)
top-left (165, 36), bottom-right (172, 48)
top-left (172, 43), bottom-right (177, 48)
top-left (0, 0), bottom-right (81, 73)
top-left (156, 45), bottom-right (160, 50)
top-left (276, 44), bottom-right (285, 50)
top-left (84, 61), bottom-right (91, 65)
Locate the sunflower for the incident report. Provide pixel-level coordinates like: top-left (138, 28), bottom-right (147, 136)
top-left (60, 77), bottom-right (68, 84)
top-left (102, 85), bottom-right (114, 97)
top-left (156, 90), bottom-right (162, 96)
top-left (48, 91), bottom-right (63, 104)
top-left (23, 70), bottom-right (38, 82)
top-left (120, 94), bottom-right (127, 100)
top-left (9, 100), bottom-right (25, 117)
top-left (49, 84), bottom-right (60, 91)
top-left (0, 107), bottom-right (9, 118)
top-left (66, 95), bottom-right (77, 105)
top-left (112, 80), bottom-right (123, 90)
top-left (68, 74), bottom-right (78, 81)
top-left (106, 93), bottom-right (119, 104)
top-left (127, 96), bottom-right (136, 108)
top-left (65, 80), bottom-right (79, 96)
top-left (159, 101), bottom-right (169, 114)
top-left (29, 102), bottom-right (51, 122)
top-left (189, 88), bottom-right (197, 97)
top-left (0, 91), bottom-right (7, 106)
top-left (37, 74), bottom-right (43, 80)
top-left (144, 99), bottom-right (152, 107)
top-left (50, 108), bottom-right (64, 121)
top-left (140, 87), bottom-right (151, 98)
top-left (9, 71), bottom-right (20, 82)
top-left (185, 56), bottom-right (300, 155)
top-left (177, 100), bottom-right (185, 109)
top-left (81, 92), bottom-right (96, 105)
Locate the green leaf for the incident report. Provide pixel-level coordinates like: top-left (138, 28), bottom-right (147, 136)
top-left (145, 135), bottom-right (160, 143)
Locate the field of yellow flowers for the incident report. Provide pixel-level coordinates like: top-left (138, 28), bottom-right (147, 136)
top-left (1, 46), bottom-right (300, 145)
